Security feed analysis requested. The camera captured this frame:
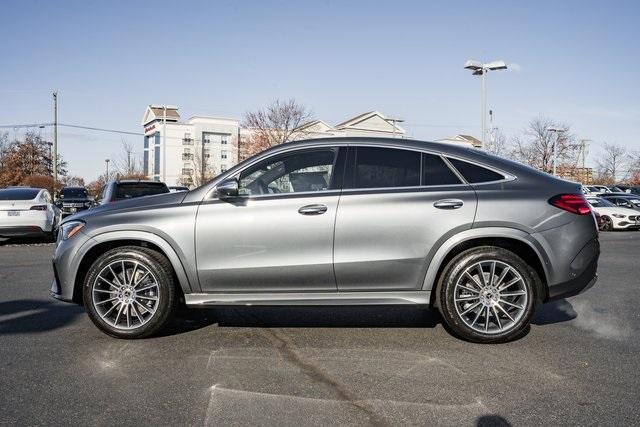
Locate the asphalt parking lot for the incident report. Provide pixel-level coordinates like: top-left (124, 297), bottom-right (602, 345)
top-left (0, 233), bottom-right (639, 426)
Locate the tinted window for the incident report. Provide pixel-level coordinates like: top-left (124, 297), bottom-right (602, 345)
top-left (354, 147), bottom-right (420, 188)
top-left (587, 198), bottom-right (614, 208)
top-left (423, 154), bottom-right (461, 185)
top-left (115, 183), bottom-right (169, 200)
top-left (239, 149), bottom-right (336, 196)
top-left (0, 188), bottom-right (40, 200)
top-left (60, 188), bottom-right (88, 198)
top-left (448, 158), bottom-right (504, 183)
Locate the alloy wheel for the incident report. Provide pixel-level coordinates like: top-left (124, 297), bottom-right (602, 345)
top-left (453, 260), bottom-right (529, 335)
top-left (91, 259), bottom-right (160, 330)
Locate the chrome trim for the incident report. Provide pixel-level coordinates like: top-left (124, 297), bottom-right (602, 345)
top-left (185, 291), bottom-right (431, 306)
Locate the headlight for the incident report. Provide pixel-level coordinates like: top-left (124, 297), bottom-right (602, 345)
top-left (60, 220), bottom-right (85, 240)
top-left (612, 213), bottom-right (625, 218)
top-left (84, 201), bottom-right (92, 207)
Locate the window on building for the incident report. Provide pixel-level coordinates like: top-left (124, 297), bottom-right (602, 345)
top-left (221, 137), bottom-right (228, 145)
top-left (221, 165), bottom-right (227, 172)
top-left (447, 158), bottom-right (504, 183)
top-left (221, 150), bottom-right (227, 159)
top-left (353, 147), bottom-right (420, 189)
top-left (182, 168), bottom-right (193, 175)
top-left (183, 132), bottom-right (193, 145)
top-left (423, 154), bottom-right (461, 185)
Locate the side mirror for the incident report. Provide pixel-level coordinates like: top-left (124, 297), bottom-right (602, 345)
top-left (215, 178), bottom-right (239, 199)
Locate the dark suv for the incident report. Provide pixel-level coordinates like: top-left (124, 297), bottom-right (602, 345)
top-left (56, 186), bottom-right (94, 217)
top-left (98, 180), bottom-right (170, 205)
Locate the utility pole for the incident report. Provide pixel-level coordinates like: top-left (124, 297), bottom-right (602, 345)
top-left (53, 91), bottom-right (58, 197)
top-left (162, 106), bottom-right (167, 182)
top-left (105, 159), bottom-right (110, 179)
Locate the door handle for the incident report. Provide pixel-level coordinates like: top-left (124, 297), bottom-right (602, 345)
top-left (298, 204), bottom-right (328, 215)
top-left (433, 199), bottom-right (464, 209)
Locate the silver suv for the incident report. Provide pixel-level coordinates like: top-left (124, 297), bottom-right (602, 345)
top-left (51, 138), bottom-right (599, 343)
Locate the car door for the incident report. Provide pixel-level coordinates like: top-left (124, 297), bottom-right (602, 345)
top-left (334, 146), bottom-right (477, 291)
top-left (195, 147), bottom-right (345, 293)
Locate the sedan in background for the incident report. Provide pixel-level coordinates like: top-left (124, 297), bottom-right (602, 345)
top-left (56, 186), bottom-right (94, 217)
top-left (599, 194), bottom-right (640, 212)
top-left (0, 187), bottom-right (60, 239)
top-left (586, 196), bottom-right (640, 231)
top-left (98, 180), bottom-right (170, 205)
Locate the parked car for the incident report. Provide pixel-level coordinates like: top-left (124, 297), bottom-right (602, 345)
top-left (614, 185), bottom-right (640, 195)
top-left (52, 137), bottom-right (599, 343)
top-left (586, 197), bottom-right (640, 231)
top-left (0, 187), bottom-right (60, 239)
top-left (98, 180), bottom-right (170, 204)
top-left (591, 185), bottom-right (611, 193)
top-left (582, 185), bottom-right (601, 195)
top-left (599, 194), bottom-right (640, 211)
top-left (168, 186), bottom-right (189, 193)
top-left (56, 186), bottom-right (94, 217)
top-left (593, 211), bottom-right (604, 231)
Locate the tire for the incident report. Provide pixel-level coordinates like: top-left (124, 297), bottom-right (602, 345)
top-left (83, 246), bottom-right (177, 339)
top-left (439, 246), bottom-right (538, 343)
top-left (601, 216), bottom-right (613, 231)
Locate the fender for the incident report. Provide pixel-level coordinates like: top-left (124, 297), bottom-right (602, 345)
top-left (421, 226), bottom-right (551, 292)
top-left (76, 230), bottom-right (196, 295)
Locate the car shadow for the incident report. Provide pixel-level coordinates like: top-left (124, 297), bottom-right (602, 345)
top-left (0, 299), bottom-right (84, 335)
top-left (531, 299), bottom-right (577, 325)
top-left (0, 237), bottom-right (54, 246)
top-left (159, 306), bottom-right (443, 336)
top-left (476, 414), bottom-right (512, 426)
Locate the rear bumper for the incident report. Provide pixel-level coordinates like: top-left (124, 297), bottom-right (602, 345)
top-left (0, 226), bottom-right (48, 237)
top-left (547, 238), bottom-right (599, 300)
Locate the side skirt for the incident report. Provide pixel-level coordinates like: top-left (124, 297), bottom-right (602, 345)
top-left (184, 291), bottom-right (431, 306)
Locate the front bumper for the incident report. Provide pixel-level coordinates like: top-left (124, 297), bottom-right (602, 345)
top-left (50, 231), bottom-right (94, 304)
top-left (0, 225), bottom-right (48, 238)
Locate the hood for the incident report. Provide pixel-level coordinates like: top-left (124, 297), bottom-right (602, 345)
top-left (62, 191), bottom-right (189, 223)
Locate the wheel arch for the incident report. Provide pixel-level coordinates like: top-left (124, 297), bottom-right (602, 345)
top-left (424, 228), bottom-right (550, 308)
top-left (71, 231), bottom-right (194, 305)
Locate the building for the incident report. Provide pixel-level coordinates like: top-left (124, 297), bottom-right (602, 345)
top-left (142, 106), bottom-right (241, 187)
top-left (142, 107), bottom-right (407, 186)
top-left (436, 134), bottom-right (483, 148)
top-left (556, 165), bottom-right (594, 184)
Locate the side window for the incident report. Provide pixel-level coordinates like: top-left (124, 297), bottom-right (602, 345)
top-left (239, 149), bottom-right (336, 196)
top-left (423, 154), bottom-right (461, 185)
top-left (354, 147), bottom-right (420, 188)
top-left (447, 158), bottom-right (504, 183)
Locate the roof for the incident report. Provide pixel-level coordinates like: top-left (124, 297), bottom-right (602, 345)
top-left (437, 134), bottom-right (483, 148)
top-left (141, 105), bottom-right (180, 125)
top-left (334, 111), bottom-right (405, 133)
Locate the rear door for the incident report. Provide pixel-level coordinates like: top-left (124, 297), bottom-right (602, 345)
top-left (334, 146), bottom-right (477, 291)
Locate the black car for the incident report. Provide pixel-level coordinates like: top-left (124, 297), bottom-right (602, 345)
top-left (98, 180), bottom-right (170, 204)
top-left (56, 186), bottom-right (94, 216)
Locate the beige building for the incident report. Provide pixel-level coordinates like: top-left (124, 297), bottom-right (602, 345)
top-left (436, 134), bottom-right (483, 148)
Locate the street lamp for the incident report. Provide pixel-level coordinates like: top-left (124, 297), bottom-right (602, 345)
top-left (105, 159), bottom-right (110, 179)
top-left (547, 127), bottom-right (566, 176)
top-left (464, 60), bottom-right (508, 146)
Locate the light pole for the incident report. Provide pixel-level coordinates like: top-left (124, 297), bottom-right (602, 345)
top-left (464, 60), bottom-right (508, 146)
top-left (105, 159), bottom-right (110, 179)
top-left (547, 127), bottom-right (566, 176)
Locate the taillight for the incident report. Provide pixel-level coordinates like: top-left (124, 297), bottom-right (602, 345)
top-left (548, 194), bottom-right (591, 215)
top-left (30, 205), bottom-right (47, 211)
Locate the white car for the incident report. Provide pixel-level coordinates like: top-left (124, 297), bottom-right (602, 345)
top-left (586, 197), bottom-right (640, 231)
top-left (0, 187), bottom-right (61, 239)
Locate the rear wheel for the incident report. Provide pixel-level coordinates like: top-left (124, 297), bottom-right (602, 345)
top-left (601, 216), bottom-right (613, 231)
top-left (83, 246), bottom-right (177, 338)
top-left (439, 246), bottom-right (538, 343)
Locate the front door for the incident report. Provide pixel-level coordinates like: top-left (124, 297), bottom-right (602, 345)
top-left (195, 147), bottom-right (343, 292)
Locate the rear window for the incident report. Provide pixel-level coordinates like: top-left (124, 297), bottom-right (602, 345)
top-left (60, 188), bottom-right (88, 198)
top-left (115, 183), bottom-right (169, 200)
top-left (447, 158), bottom-right (504, 183)
top-left (354, 147), bottom-right (420, 188)
top-left (0, 188), bottom-right (40, 200)
top-left (423, 154), bottom-right (461, 185)
top-left (587, 198), bottom-right (614, 208)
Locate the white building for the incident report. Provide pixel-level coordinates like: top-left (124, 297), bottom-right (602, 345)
top-left (142, 106), bottom-right (241, 187)
top-left (142, 107), bottom-right (406, 187)
top-left (436, 134), bottom-right (483, 148)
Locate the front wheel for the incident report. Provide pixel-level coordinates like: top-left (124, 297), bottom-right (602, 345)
top-left (601, 216), bottom-right (614, 231)
top-left (83, 246), bottom-right (177, 338)
top-left (439, 246), bottom-right (538, 343)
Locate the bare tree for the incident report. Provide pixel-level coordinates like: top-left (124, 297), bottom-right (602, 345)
top-left (595, 143), bottom-right (629, 183)
top-left (510, 117), bottom-right (576, 173)
top-left (241, 99), bottom-right (313, 160)
top-left (178, 148), bottom-right (215, 188)
top-left (485, 128), bottom-right (509, 157)
top-left (114, 140), bottom-right (143, 178)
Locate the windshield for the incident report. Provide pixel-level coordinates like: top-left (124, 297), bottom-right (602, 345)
top-left (0, 188), bottom-right (39, 200)
top-left (115, 183), bottom-right (169, 200)
top-left (60, 188), bottom-right (88, 198)
top-left (587, 198), bottom-right (614, 208)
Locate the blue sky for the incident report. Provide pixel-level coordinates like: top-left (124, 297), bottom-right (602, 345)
top-left (1, 0), bottom-right (638, 181)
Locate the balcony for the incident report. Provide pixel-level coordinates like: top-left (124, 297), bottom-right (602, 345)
top-left (182, 153), bottom-right (194, 161)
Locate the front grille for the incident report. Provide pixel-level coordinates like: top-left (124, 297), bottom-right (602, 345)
top-left (63, 203), bottom-right (85, 208)
top-left (630, 215), bottom-right (638, 221)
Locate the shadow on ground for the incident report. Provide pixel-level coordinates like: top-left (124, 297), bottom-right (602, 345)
top-left (0, 237), bottom-right (54, 246)
top-left (0, 299), bottom-right (84, 335)
top-left (532, 299), bottom-right (577, 325)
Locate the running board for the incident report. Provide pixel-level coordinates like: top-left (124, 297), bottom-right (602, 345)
top-left (184, 291), bottom-right (431, 306)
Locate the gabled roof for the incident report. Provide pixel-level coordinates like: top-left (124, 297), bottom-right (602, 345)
top-left (438, 134), bottom-right (483, 148)
top-left (141, 105), bottom-right (180, 125)
top-left (335, 111), bottom-right (405, 134)
top-left (295, 120), bottom-right (336, 133)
